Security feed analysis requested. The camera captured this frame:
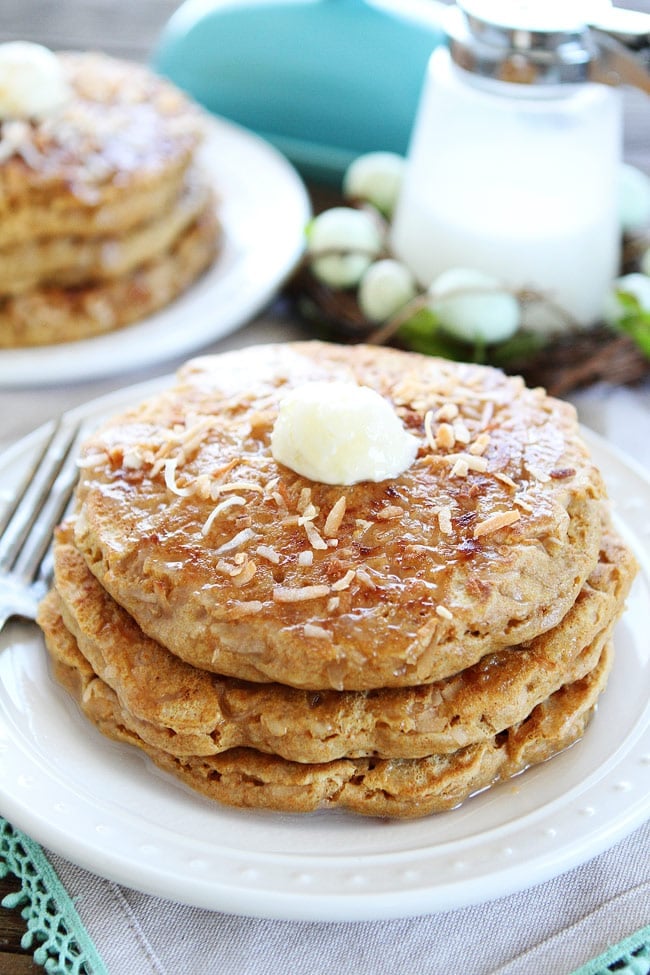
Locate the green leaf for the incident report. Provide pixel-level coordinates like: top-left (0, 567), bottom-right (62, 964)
top-left (490, 330), bottom-right (548, 365)
top-left (617, 311), bottom-right (650, 357)
top-left (397, 308), bottom-right (471, 360)
top-left (611, 289), bottom-right (650, 359)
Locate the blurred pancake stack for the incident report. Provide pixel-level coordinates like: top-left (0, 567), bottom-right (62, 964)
top-left (38, 342), bottom-right (637, 818)
top-left (0, 45), bottom-right (220, 348)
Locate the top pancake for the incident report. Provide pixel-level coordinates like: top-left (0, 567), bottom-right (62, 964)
top-left (0, 51), bottom-right (205, 247)
top-left (72, 341), bottom-right (607, 690)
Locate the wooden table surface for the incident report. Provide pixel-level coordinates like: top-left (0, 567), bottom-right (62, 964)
top-left (0, 1), bottom-right (649, 972)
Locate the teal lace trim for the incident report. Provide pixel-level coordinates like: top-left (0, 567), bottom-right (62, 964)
top-left (0, 817), bottom-right (107, 975)
top-left (572, 925), bottom-right (650, 975)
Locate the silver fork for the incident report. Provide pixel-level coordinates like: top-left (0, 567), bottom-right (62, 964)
top-left (0, 418), bottom-right (84, 632)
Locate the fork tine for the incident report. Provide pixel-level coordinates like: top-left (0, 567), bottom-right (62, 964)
top-left (13, 424), bottom-right (87, 584)
top-left (0, 419), bottom-right (80, 580)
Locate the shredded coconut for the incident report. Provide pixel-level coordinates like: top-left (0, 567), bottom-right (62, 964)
top-left (435, 403), bottom-right (459, 422)
top-left (214, 527), bottom-right (256, 554)
top-left (163, 457), bottom-right (194, 497)
top-left (331, 569), bottom-right (356, 592)
top-left (377, 505), bottom-right (404, 521)
top-left (473, 510), bottom-right (521, 538)
top-left (256, 545), bottom-right (281, 565)
top-left (273, 584), bottom-right (330, 602)
top-left (303, 623), bottom-right (332, 640)
top-left (323, 496), bottom-right (346, 537)
top-left (303, 520), bottom-right (328, 551)
top-left (437, 507), bottom-right (453, 535)
top-left (201, 495), bottom-right (245, 536)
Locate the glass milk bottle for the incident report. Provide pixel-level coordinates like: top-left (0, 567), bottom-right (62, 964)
top-left (390, 0), bottom-right (646, 331)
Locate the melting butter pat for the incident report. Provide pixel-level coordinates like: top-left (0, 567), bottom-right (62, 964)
top-left (271, 381), bottom-right (418, 485)
top-left (0, 42), bottom-right (71, 121)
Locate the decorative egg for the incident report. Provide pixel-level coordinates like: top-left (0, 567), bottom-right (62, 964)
top-left (358, 259), bottom-right (417, 322)
top-left (619, 164), bottom-right (650, 233)
top-left (343, 152), bottom-right (405, 218)
top-left (307, 207), bottom-right (383, 288)
top-left (427, 268), bottom-right (521, 344)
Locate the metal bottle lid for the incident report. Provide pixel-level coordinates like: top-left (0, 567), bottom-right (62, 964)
top-left (445, 0), bottom-right (650, 92)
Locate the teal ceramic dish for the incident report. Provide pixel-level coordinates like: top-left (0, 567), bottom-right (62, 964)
top-left (153, 0), bottom-right (445, 183)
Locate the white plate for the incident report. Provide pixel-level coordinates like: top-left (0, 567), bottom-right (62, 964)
top-left (0, 118), bottom-right (310, 389)
top-left (1, 385), bottom-right (649, 922)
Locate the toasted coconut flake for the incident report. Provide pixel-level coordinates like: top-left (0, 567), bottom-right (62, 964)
top-left (123, 449), bottom-right (145, 470)
top-left (356, 568), bottom-right (378, 590)
top-left (453, 420), bottom-right (471, 445)
top-left (232, 560), bottom-right (257, 587)
top-left (494, 471), bottom-right (518, 489)
top-left (304, 520), bottom-right (328, 551)
top-left (273, 584), bottom-right (330, 603)
top-left (163, 457), bottom-right (194, 497)
top-left (331, 569), bottom-right (356, 591)
top-left (297, 488), bottom-right (312, 514)
top-left (480, 401), bottom-right (495, 429)
top-left (201, 495), bottom-right (246, 535)
top-left (327, 596), bottom-right (340, 613)
top-left (473, 510), bottom-right (521, 538)
top-left (445, 452), bottom-right (488, 475)
top-left (215, 559), bottom-right (238, 577)
top-left (435, 403), bottom-right (459, 422)
top-left (77, 451), bottom-right (110, 469)
top-left (514, 495), bottom-right (534, 513)
top-left (228, 600), bottom-right (264, 617)
top-left (469, 432), bottom-right (491, 456)
top-left (298, 550), bottom-right (314, 566)
top-left (377, 505), bottom-right (404, 521)
top-left (323, 496), bottom-right (347, 537)
top-left (526, 464), bottom-right (551, 483)
top-left (450, 457), bottom-right (469, 478)
top-left (424, 410), bottom-right (436, 451)
top-left (256, 545), bottom-right (281, 565)
top-left (271, 491), bottom-right (288, 509)
top-left (214, 527), bottom-right (256, 554)
top-left (436, 422), bottom-right (456, 451)
top-left (298, 503), bottom-right (318, 525)
top-left (303, 623), bottom-right (333, 640)
top-left (214, 480), bottom-right (264, 495)
top-left (436, 605), bottom-right (453, 620)
top-left (437, 507), bottom-right (453, 535)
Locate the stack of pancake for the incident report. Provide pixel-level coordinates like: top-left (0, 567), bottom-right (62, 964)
top-left (0, 51), bottom-right (219, 348)
top-left (38, 342), bottom-right (637, 818)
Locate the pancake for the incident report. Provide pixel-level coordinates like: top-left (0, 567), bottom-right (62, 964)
top-left (0, 51), bottom-right (205, 247)
top-left (0, 174), bottom-right (211, 295)
top-left (0, 50), bottom-right (220, 347)
top-left (40, 596), bottom-right (613, 818)
top-left (0, 204), bottom-right (219, 347)
top-left (72, 341), bottom-right (608, 690)
top-left (44, 521), bottom-right (635, 762)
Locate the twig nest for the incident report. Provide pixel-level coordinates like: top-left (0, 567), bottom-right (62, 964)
top-left (427, 268), bottom-right (521, 344)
